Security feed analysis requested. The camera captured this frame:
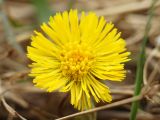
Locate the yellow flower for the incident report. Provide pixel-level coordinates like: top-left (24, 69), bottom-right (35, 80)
top-left (27, 9), bottom-right (130, 110)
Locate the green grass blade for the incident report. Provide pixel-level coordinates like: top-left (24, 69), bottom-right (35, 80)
top-left (130, 0), bottom-right (158, 120)
top-left (68, 0), bottom-right (74, 10)
top-left (31, 0), bottom-right (51, 24)
top-left (0, 0), bottom-right (24, 55)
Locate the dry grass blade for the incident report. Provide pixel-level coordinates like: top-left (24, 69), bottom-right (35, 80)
top-left (143, 48), bottom-right (159, 85)
top-left (95, 0), bottom-right (160, 16)
top-left (1, 97), bottom-right (27, 120)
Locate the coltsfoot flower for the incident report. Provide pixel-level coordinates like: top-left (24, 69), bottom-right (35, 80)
top-left (27, 9), bottom-right (130, 110)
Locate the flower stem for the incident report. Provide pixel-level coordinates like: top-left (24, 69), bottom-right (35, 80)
top-left (74, 99), bottom-right (97, 120)
top-left (130, 0), bottom-right (158, 120)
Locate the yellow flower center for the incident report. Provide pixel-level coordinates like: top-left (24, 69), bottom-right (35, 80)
top-left (60, 43), bottom-right (94, 80)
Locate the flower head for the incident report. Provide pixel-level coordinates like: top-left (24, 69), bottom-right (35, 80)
top-left (27, 9), bottom-right (130, 110)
